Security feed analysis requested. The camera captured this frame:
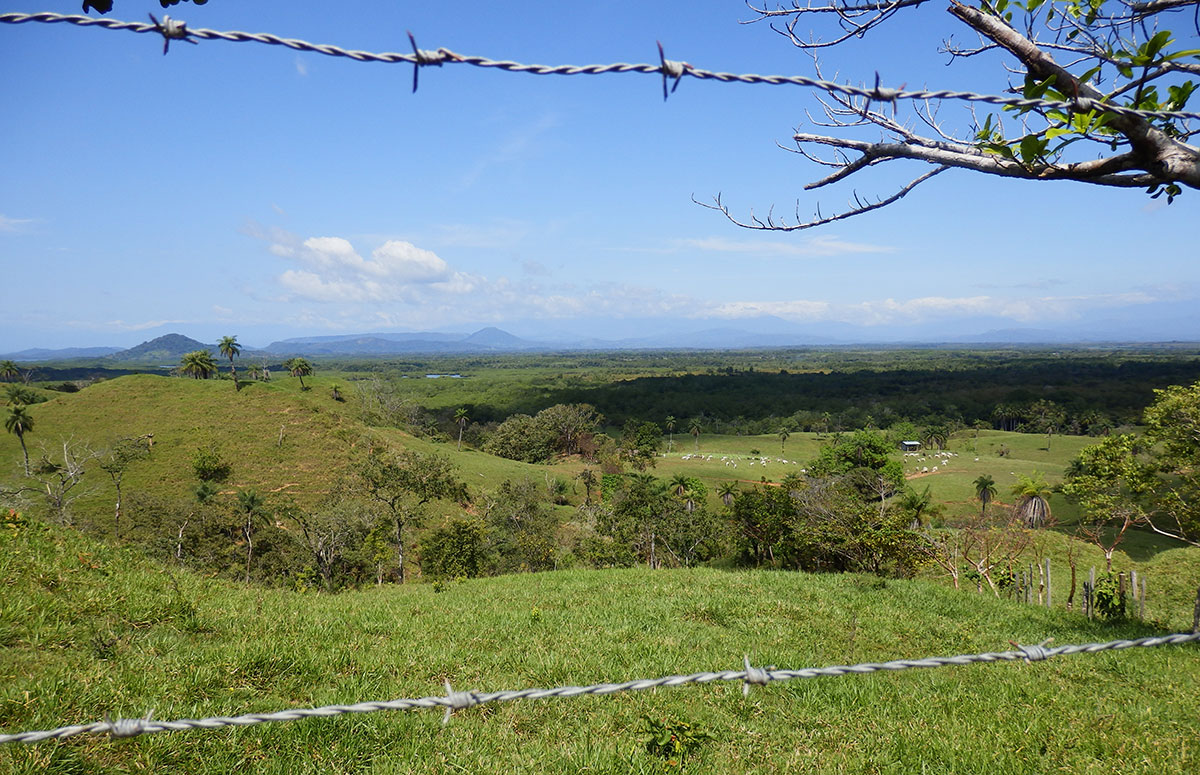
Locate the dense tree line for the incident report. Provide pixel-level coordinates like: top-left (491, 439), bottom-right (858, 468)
top-left (532, 360), bottom-right (1200, 433)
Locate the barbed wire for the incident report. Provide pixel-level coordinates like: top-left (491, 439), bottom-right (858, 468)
top-left (2, 11), bottom-right (1200, 121)
top-left (2, 631), bottom-right (1197, 745)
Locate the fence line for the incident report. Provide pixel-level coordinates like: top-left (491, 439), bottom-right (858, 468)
top-left (2, 632), bottom-right (1198, 745)
top-left (2, 11), bottom-right (1199, 121)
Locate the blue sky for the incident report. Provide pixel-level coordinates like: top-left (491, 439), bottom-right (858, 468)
top-left (2, 0), bottom-right (1197, 351)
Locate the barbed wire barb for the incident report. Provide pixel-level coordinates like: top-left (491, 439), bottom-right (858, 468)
top-left (2, 12), bottom-right (1199, 121)
top-left (657, 40), bottom-right (687, 101)
top-left (407, 30), bottom-right (445, 93)
top-left (1, 632), bottom-right (1197, 745)
top-left (148, 13), bottom-right (195, 55)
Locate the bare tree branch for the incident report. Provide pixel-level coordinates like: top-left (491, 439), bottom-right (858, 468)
top-left (1128, 0), bottom-right (1200, 16)
top-left (705, 0), bottom-right (1200, 231)
top-left (695, 166), bottom-right (947, 231)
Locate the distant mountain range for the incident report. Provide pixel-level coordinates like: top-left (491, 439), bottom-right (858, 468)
top-left (0, 346), bottom-right (124, 361)
top-left (5, 317), bottom-right (1200, 363)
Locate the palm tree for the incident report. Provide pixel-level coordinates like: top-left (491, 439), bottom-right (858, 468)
top-left (454, 407), bottom-right (469, 451)
top-left (5, 404), bottom-right (33, 475)
top-left (180, 350), bottom-right (218, 380)
top-left (973, 474), bottom-right (997, 517)
top-left (664, 415), bottom-right (676, 451)
top-left (897, 485), bottom-right (934, 529)
top-left (688, 418), bottom-right (702, 451)
top-left (717, 481), bottom-right (737, 507)
top-left (779, 427), bottom-right (790, 454)
top-left (0, 360), bottom-right (19, 382)
top-left (247, 364), bottom-right (262, 382)
top-left (218, 335), bottom-right (241, 388)
top-left (285, 357), bottom-right (313, 389)
top-left (670, 474), bottom-right (690, 497)
top-left (1012, 472), bottom-right (1053, 529)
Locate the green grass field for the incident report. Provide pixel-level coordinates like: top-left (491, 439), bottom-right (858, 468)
top-left (2, 520), bottom-right (1198, 774)
top-left (3, 373), bottom-right (1200, 772)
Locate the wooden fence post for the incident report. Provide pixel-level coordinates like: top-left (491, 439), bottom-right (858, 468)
top-left (1045, 558), bottom-right (1051, 609)
top-left (1088, 566), bottom-right (1096, 619)
top-left (1192, 585), bottom-right (1199, 634)
top-left (1140, 576), bottom-right (1146, 621)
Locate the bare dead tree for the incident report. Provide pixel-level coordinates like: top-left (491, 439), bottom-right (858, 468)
top-left (700, 0), bottom-right (1200, 229)
top-left (33, 438), bottom-right (99, 526)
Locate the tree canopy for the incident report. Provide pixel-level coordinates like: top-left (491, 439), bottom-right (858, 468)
top-left (703, 0), bottom-right (1200, 229)
top-left (179, 350), bottom-right (218, 380)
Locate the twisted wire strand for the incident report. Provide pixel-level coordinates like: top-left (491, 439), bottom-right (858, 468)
top-left (2, 632), bottom-right (1197, 744)
top-left (2, 11), bottom-right (1199, 121)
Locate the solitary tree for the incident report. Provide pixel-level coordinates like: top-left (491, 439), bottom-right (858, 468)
top-left (236, 489), bottom-right (266, 584)
top-left (670, 473), bottom-right (691, 497)
top-left (180, 350), bottom-right (218, 380)
top-left (0, 360), bottom-right (18, 382)
top-left (1028, 399), bottom-right (1067, 451)
top-left (688, 417), bottom-right (703, 451)
top-left (285, 357), bottom-right (313, 389)
top-left (454, 407), bottom-right (469, 451)
top-left (701, 1), bottom-right (1200, 230)
top-left (974, 473), bottom-right (998, 517)
top-left (779, 427), bottom-right (790, 454)
top-left (218, 335), bottom-right (241, 389)
top-left (357, 448), bottom-right (465, 583)
top-left (1012, 471), bottom-right (1053, 528)
top-left (577, 467), bottom-right (598, 503)
top-left (665, 415), bottom-right (677, 451)
top-left (5, 404), bottom-right (34, 475)
top-left (1062, 434), bottom-right (1158, 570)
top-left (718, 480), bottom-right (738, 507)
top-left (100, 436), bottom-right (151, 538)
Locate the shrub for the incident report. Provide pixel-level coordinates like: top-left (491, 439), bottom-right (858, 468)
top-left (1093, 572), bottom-right (1127, 619)
top-left (420, 518), bottom-right (486, 579)
top-left (192, 446), bottom-right (232, 483)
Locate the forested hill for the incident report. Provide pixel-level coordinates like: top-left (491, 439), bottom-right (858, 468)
top-left (519, 357), bottom-right (1200, 430)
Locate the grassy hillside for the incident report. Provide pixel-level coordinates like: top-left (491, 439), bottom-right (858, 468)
top-left (0, 374), bottom-right (550, 533)
top-left (3, 374), bottom-right (1190, 590)
top-left (2, 519), bottom-right (1198, 774)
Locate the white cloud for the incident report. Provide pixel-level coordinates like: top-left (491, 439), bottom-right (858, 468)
top-left (680, 235), bottom-right (895, 257)
top-left (710, 300), bottom-right (833, 320)
top-left (61, 318), bottom-right (189, 332)
top-left (247, 225), bottom-right (1175, 335)
top-left (294, 56), bottom-right (308, 77)
top-left (0, 214), bottom-right (35, 233)
top-left (711, 291), bottom-right (1170, 327)
top-left (370, 240), bottom-right (451, 283)
top-left (269, 235), bottom-right (461, 303)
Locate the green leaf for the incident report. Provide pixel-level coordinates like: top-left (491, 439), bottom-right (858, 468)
top-left (1019, 135), bottom-right (1048, 164)
top-left (1145, 30), bottom-right (1173, 59)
